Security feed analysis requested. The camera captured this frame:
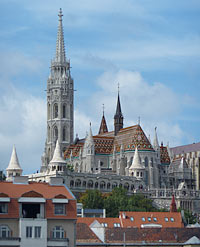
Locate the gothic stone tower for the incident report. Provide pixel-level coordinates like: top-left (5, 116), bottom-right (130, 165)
top-left (41, 9), bottom-right (74, 171)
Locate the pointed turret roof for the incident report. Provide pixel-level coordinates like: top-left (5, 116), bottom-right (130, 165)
top-left (153, 127), bottom-right (159, 149)
top-left (129, 146), bottom-right (145, 170)
top-left (170, 194), bottom-right (177, 212)
top-left (98, 114), bottom-right (108, 134)
top-left (7, 146), bottom-right (22, 171)
top-left (54, 8), bottom-right (66, 63)
top-left (50, 140), bottom-right (66, 164)
top-left (114, 93), bottom-right (123, 118)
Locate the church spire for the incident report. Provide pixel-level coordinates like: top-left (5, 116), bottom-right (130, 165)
top-left (98, 105), bottom-right (108, 135)
top-left (114, 92), bottom-right (123, 136)
top-left (54, 8), bottom-right (66, 63)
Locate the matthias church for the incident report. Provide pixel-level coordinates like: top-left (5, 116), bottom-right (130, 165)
top-left (5, 9), bottom-right (200, 213)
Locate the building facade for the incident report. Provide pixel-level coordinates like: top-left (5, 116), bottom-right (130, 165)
top-left (0, 177), bottom-right (77, 247)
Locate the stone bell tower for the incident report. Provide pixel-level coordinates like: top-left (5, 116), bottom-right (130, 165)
top-left (41, 9), bottom-right (74, 171)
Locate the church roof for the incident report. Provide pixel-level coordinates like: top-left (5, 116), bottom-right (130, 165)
top-left (98, 115), bottom-right (108, 134)
top-left (160, 144), bottom-right (170, 164)
top-left (170, 142), bottom-right (200, 156)
top-left (64, 124), bottom-right (154, 159)
top-left (7, 146), bottom-right (22, 171)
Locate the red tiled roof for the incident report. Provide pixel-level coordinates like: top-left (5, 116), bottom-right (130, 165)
top-left (119, 211), bottom-right (183, 228)
top-left (0, 181), bottom-right (75, 200)
top-left (77, 223), bottom-right (102, 243)
top-left (77, 217), bottom-right (121, 228)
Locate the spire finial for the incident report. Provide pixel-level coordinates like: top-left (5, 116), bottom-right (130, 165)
top-left (138, 116), bottom-right (140, 125)
top-left (117, 82), bottom-right (120, 94)
top-left (54, 8), bottom-right (66, 63)
top-left (102, 104), bottom-right (105, 116)
top-left (58, 8), bottom-right (63, 21)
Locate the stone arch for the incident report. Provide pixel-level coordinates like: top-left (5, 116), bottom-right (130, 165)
top-left (95, 182), bottom-right (98, 189)
top-left (131, 184), bottom-right (135, 190)
top-left (124, 182), bottom-right (130, 190)
top-left (112, 182), bottom-right (118, 189)
top-left (62, 127), bottom-right (66, 141)
top-left (107, 182), bottom-right (111, 190)
top-left (87, 180), bottom-right (93, 188)
top-left (100, 181), bottom-right (106, 189)
top-left (75, 179), bottom-right (81, 187)
top-left (70, 180), bottom-right (74, 187)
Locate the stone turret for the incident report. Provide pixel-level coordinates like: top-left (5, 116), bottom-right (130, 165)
top-left (49, 140), bottom-right (66, 173)
top-left (83, 124), bottom-right (95, 173)
top-left (129, 146), bottom-right (145, 179)
top-left (6, 146), bottom-right (23, 181)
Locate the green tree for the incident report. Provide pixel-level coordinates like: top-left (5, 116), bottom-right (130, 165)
top-left (79, 189), bottom-right (104, 209)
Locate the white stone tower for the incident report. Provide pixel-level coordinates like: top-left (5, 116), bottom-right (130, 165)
top-left (41, 9), bottom-right (74, 171)
top-left (6, 146), bottom-right (23, 181)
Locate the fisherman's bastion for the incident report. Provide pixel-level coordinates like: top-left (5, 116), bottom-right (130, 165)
top-left (6, 9), bottom-right (200, 214)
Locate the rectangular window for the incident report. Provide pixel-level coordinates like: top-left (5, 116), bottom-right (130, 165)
top-left (0, 203), bottom-right (8, 214)
top-left (26, 226), bottom-right (32, 238)
top-left (34, 226), bottom-right (41, 238)
top-left (54, 204), bottom-right (65, 215)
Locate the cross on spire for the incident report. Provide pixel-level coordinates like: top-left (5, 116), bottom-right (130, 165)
top-left (102, 104), bottom-right (105, 116)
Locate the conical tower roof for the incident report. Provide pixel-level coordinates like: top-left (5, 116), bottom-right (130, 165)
top-left (7, 146), bottom-right (22, 171)
top-left (129, 146), bottom-right (145, 170)
top-left (98, 114), bottom-right (108, 134)
top-left (50, 140), bottom-right (66, 164)
top-left (114, 93), bottom-right (123, 118)
top-left (54, 8), bottom-right (66, 63)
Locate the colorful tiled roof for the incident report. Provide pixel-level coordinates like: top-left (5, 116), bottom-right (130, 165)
top-left (65, 124), bottom-right (154, 158)
top-left (160, 144), bottom-right (170, 164)
top-left (98, 115), bottom-right (108, 134)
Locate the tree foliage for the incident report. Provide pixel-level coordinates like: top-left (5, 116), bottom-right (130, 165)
top-left (79, 187), bottom-right (163, 217)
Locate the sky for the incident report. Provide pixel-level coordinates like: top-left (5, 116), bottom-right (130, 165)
top-left (0, 0), bottom-right (200, 174)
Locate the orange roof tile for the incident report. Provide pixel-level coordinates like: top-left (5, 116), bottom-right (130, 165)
top-left (0, 181), bottom-right (75, 200)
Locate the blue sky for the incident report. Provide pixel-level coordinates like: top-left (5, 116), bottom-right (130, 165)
top-left (0, 0), bottom-right (200, 174)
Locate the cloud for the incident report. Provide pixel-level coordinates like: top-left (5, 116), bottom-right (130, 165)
top-left (75, 69), bottom-right (186, 146)
top-left (0, 85), bottom-right (46, 174)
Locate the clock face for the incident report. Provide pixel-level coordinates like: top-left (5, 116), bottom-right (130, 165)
top-left (137, 135), bottom-right (142, 141)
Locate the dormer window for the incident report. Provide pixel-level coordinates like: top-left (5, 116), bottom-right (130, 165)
top-left (165, 217), bottom-right (169, 222)
top-left (114, 223), bottom-right (120, 227)
top-left (54, 204), bottom-right (65, 215)
top-left (141, 217), bottom-right (145, 222)
top-left (170, 217), bottom-right (174, 222)
top-left (130, 217), bottom-right (134, 222)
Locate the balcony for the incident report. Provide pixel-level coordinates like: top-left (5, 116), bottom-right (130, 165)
top-left (47, 237), bottom-right (69, 247)
top-left (0, 237), bottom-right (20, 246)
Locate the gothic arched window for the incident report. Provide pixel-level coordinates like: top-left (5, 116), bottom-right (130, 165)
top-left (63, 105), bottom-right (66, 118)
top-left (48, 104), bottom-right (50, 120)
top-left (54, 126), bottom-right (58, 141)
top-left (54, 103), bottom-right (58, 118)
top-left (63, 127), bottom-right (66, 141)
top-left (145, 157), bottom-right (148, 167)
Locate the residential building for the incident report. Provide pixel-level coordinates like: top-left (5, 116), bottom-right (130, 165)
top-left (0, 176), bottom-right (77, 247)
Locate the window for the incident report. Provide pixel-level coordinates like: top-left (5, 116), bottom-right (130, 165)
top-left (114, 223), bottom-right (120, 227)
top-left (165, 217), bottom-right (169, 222)
top-left (54, 204), bottom-right (65, 215)
top-left (54, 126), bottom-right (58, 141)
top-left (101, 223), bottom-right (108, 227)
top-left (141, 217), bottom-right (145, 222)
top-left (53, 226), bottom-right (64, 239)
top-left (26, 226), bottom-right (32, 238)
top-left (34, 226), bottom-right (41, 238)
top-left (153, 217), bottom-right (157, 222)
top-left (0, 203), bottom-right (8, 214)
top-left (130, 217), bottom-right (134, 222)
top-left (148, 217), bottom-right (151, 222)
top-left (63, 105), bottom-right (66, 118)
top-left (170, 217), bottom-right (175, 222)
top-left (0, 225), bottom-right (10, 238)
top-left (63, 127), bottom-right (66, 141)
top-left (54, 104), bottom-right (58, 118)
